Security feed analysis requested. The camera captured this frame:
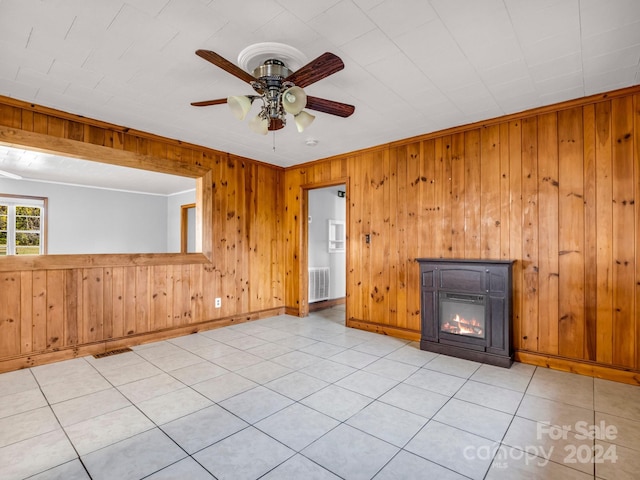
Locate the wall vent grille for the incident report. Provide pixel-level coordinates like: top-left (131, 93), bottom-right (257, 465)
top-left (309, 267), bottom-right (330, 303)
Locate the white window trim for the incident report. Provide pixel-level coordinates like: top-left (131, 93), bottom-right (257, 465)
top-left (0, 195), bottom-right (47, 255)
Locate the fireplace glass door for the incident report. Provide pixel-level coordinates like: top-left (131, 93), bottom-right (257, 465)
top-left (439, 292), bottom-right (486, 339)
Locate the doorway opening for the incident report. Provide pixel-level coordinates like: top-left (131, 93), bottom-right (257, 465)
top-left (180, 203), bottom-right (196, 253)
top-left (305, 184), bottom-right (347, 323)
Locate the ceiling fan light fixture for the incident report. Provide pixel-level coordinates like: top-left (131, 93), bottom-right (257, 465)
top-left (282, 86), bottom-right (306, 115)
top-left (248, 114), bottom-right (269, 135)
top-left (193, 48), bottom-right (354, 139)
top-left (228, 95), bottom-right (252, 120)
top-left (294, 110), bottom-right (315, 133)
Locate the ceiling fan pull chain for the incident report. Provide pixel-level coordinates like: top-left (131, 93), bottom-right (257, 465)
top-left (273, 130), bottom-right (276, 152)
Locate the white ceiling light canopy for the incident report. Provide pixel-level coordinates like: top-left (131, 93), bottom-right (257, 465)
top-left (191, 43), bottom-right (355, 137)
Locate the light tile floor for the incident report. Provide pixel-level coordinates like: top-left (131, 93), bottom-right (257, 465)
top-left (1, 305), bottom-right (639, 479)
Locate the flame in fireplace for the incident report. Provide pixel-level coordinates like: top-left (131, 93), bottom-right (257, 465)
top-left (442, 314), bottom-right (484, 337)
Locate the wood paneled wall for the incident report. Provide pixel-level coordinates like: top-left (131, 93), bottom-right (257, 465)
top-left (284, 87), bottom-right (640, 382)
top-left (2, 86), bottom-right (639, 382)
top-left (0, 96), bottom-right (285, 372)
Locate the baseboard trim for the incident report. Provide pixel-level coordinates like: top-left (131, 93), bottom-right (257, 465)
top-left (516, 351), bottom-right (640, 386)
top-left (0, 307), bottom-right (284, 373)
top-left (309, 297), bottom-right (346, 312)
top-left (346, 318), bottom-right (421, 342)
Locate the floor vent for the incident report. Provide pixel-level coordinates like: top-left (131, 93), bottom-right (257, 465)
top-left (93, 347), bottom-right (132, 359)
top-left (309, 267), bottom-right (330, 303)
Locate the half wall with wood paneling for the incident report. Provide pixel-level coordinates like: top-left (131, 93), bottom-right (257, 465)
top-left (0, 96), bottom-right (285, 372)
top-left (284, 86), bottom-right (640, 383)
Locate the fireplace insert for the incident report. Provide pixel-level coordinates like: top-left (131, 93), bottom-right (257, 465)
top-left (439, 292), bottom-right (486, 339)
top-left (417, 259), bottom-right (514, 368)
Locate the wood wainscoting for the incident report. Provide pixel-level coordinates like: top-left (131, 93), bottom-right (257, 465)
top-left (0, 96), bottom-right (285, 372)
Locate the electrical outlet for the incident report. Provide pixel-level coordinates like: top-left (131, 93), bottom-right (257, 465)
top-left (215, 297), bottom-right (221, 308)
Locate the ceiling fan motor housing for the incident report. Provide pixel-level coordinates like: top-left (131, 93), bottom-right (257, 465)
top-left (252, 59), bottom-right (293, 128)
top-left (252, 59), bottom-right (292, 80)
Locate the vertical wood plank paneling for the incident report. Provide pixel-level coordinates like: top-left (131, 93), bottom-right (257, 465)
top-left (249, 165), bottom-right (263, 312)
top-left (190, 264), bottom-right (203, 326)
top-left (537, 112), bottom-right (559, 355)
top-left (595, 101), bottom-right (614, 364)
top-left (33, 113), bottom-right (47, 134)
top-left (360, 153), bottom-right (374, 321)
top-left (0, 272), bottom-right (21, 356)
top-left (465, 130), bottom-right (481, 257)
top-left (347, 157), bottom-right (361, 320)
top-left (238, 162), bottom-right (250, 315)
top-left (151, 265), bottom-right (168, 330)
top-left (558, 108), bottom-right (585, 359)
top-left (135, 266), bottom-right (150, 333)
top-left (20, 110), bottom-right (34, 131)
top-left (201, 264), bottom-right (216, 320)
top-left (110, 267), bottom-right (124, 339)
top-left (82, 268), bottom-right (103, 343)
top-left (223, 159), bottom-right (237, 316)
top-left (440, 136), bottom-right (453, 257)
top-left (20, 271), bottom-right (33, 353)
top-left (46, 270), bottom-right (64, 350)
top-left (248, 165), bottom-right (283, 311)
top-left (583, 105), bottom-right (598, 361)
top-left (273, 168), bottom-right (285, 308)
top-left (432, 137), bottom-right (445, 258)
top-left (32, 271), bottom-right (47, 351)
top-left (403, 145), bottom-right (419, 327)
top-left (635, 94), bottom-right (640, 370)
top-left (451, 133), bottom-right (466, 257)
top-left (388, 147), bottom-right (400, 327)
top-left (394, 147), bottom-right (409, 328)
top-left (370, 149), bottom-right (388, 324)
top-left (181, 264), bottom-right (192, 324)
top-left (499, 123), bottom-right (511, 260)
top-left (405, 144), bottom-right (421, 331)
top-left (213, 157), bottom-right (227, 312)
top-left (508, 120), bottom-right (523, 350)
top-left (64, 269), bottom-right (79, 346)
top-left (521, 117), bottom-right (539, 352)
top-left (422, 140), bottom-right (438, 259)
top-left (123, 267), bottom-right (137, 335)
top-left (480, 125), bottom-right (501, 259)
top-left (0, 104), bottom-right (21, 128)
top-left (611, 97), bottom-right (635, 367)
top-left (171, 265), bottom-right (189, 326)
top-left (103, 268), bottom-right (114, 339)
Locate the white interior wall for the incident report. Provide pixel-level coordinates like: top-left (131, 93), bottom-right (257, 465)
top-left (1, 178), bottom-right (189, 254)
top-left (166, 190), bottom-right (197, 253)
top-left (308, 185), bottom-right (346, 300)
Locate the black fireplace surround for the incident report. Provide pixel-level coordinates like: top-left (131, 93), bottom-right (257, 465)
top-left (417, 258), bottom-right (514, 368)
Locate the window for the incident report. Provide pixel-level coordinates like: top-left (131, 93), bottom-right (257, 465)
top-left (0, 196), bottom-right (46, 255)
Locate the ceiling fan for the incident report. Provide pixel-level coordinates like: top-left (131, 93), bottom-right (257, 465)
top-left (191, 49), bottom-right (355, 135)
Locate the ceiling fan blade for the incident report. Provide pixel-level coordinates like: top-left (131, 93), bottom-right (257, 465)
top-left (190, 98), bottom-right (228, 107)
top-left (195, 49), bottom-right (255, 84)
top-left (305, 96), bottom-right (355, 118)
top-left (286, 52), bottom-right (344, 88)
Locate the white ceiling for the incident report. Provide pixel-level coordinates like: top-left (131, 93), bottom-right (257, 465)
top-left (0, 0), bottom-right (639, 181)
